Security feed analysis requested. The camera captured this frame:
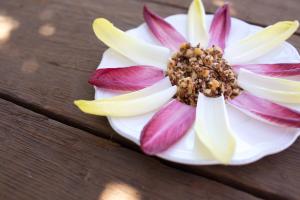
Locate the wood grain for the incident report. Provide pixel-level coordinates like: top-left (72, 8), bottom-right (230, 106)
top-left (144, 0), bottom-right (300, 35)
top-left (0, 98), bottom-right (260, 200)
top-left (0, 0), bottom-right (190, 143)
top-left (0, 0), bottom-right (299, 199)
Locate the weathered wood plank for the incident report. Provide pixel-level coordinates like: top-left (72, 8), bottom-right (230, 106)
top-left (0, 98), bottom-right (260, 200)
top-left (0, 0), bottom-right (299, 199)
top-left (144, 0), bottom-right (300, 34)
top-left (0, 0), bottom-right (190, 143)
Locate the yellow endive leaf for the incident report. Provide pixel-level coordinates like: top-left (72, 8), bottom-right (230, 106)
top-left (239, 69), bottom-right (300, 91)
top-left (238, 84), bottom-right (300, 104)
top-left (93, 18), bottom-right (170, 69)
top-left (97, 77), bottom-right (172, 102)
top-left (188, 0), bottom-right (209, 46)
top-left (225, 21), bottom-right (299, 64)
top-left (238, 69), bottom-right (300, 103)
top-left (194, 94), bottom-right (236, 164)
top-left (74, 86), bottom-right (177, 117)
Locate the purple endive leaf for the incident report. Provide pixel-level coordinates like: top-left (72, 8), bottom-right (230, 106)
top-left (208, 4), bottom-right (231, 50)
top-left (228, 92), bottom-right (300, 128)
top-left (141, 99), bottom-right (196, 155)
top-left (143, 5), bottom-right (186, 51)
top-left (89, 66), bottom-right (164, 91)
top-left (233, 63), bottom-right (300, 77)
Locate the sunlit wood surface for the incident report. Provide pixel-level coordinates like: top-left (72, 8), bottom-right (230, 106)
top-left (0, 0), bottom-right (299, 199)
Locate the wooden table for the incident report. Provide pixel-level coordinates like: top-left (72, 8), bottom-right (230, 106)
top-left (0, 0), bottom-right (299, 199)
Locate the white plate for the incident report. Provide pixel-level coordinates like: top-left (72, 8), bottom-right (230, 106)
top-left (94, 14), bottom-right (300, 165)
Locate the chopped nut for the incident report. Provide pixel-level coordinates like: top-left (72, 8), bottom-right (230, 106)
top-left (194, 48), bottom-right (203, 56)
top-left (168, 59), bottom-right (176, 67)
top-left (189, 57), bottom-right (197, 62)
top-left (200, 69), bottom-right (210, 77)
top-left (209, 79), bottom-right (220, 91)
top-left (198, 59), bottom-right (204, 65)
top-left (180, 43), bottom-right (190, 50)
top-left (214, 46), bottom-right (223, 54)
top-left (203, 55), bottom-right (213, 66)
top-left (207, 47), bottom-right (215, 54)
top-left (185, 49), bottom-right (194, 57)
top-left (191, 71), bottom-right (198, 79)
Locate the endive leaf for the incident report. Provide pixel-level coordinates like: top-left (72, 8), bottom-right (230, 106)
top-left (195, 94), bottom-right (236, 164)
top-left (225, 21), bottom-right (299, 64)
top-left (188, 0), bottom-right (209, 46)
top-left (93, 18), bottom-right (170, 69)
top-left (233, 63), bottom-right (300, 77)
top-left (229, 92), bottom-right (300, 128)
top-left (89, 66), bottom-right (164, 91)
top-left (74, 85), bottom-right (177, 117)
top-left (208, 4), bottom-right (231, 50)
top-left (98, 77), bottom-right (172, 101)
top-left (238, 69), bottom-right (300, 103)
top-left (141, 100), bottom-right (196, 155)
top-left (143, 6), bottom-right (186, 51)
top-left (238, 69), bottom-right (300, 90)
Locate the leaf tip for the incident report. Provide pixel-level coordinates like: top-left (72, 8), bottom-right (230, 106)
top-left (222, 2), bottom-right (230, 8)
top-left (93, 18), bottom-right (109, 27)
top-left (293, 20), bottom-right (299, 29)
top-left (143, 5), bottom-right (155, 26)
top-left (143, 4), bottom-right (149, 14)
top-left (74, 100), bottom-right (86, 109)
top-left (74, 100), bottom-right (81, 106)
top-left (74, 100), bottom-right (90, 114)
top-left (279, 20), bottom-right (299, 31)
top-left (92, 18), bottom-right (114, 37)
top-left (140, 141), bottom-right (156, 156)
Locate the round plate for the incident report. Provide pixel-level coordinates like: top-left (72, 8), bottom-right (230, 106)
top-left (95, 14), bottom-right (300, 165)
